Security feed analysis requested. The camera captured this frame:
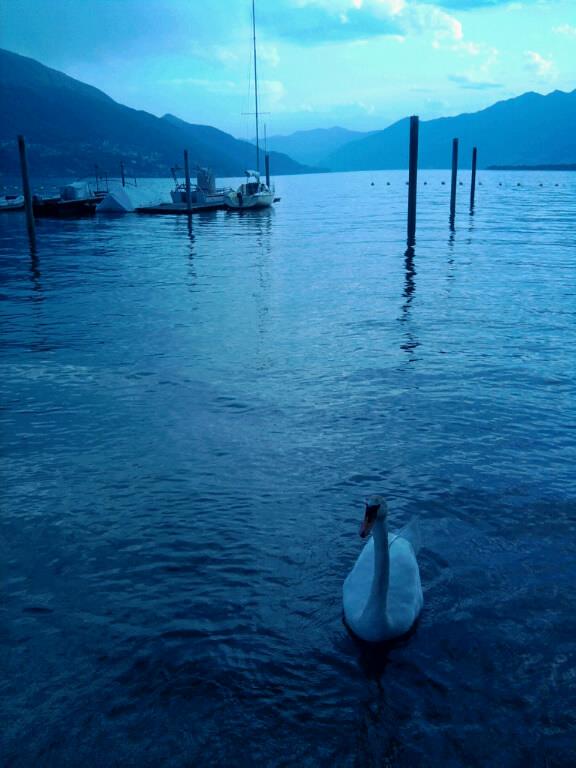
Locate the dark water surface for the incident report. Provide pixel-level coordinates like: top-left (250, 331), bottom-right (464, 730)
top-left (1, 171), bottom-right (575, 767)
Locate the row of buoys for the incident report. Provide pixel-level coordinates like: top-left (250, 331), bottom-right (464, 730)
top-left (497, 182), bottom-right (560, 187)
top-left (2, 184), bottom-right (48, 192)
top-left (369, 180), bottom-right (561, 187)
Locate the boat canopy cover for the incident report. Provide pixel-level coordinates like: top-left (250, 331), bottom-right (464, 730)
top-left (60, 181), bottom-right (91, 201)
top-left (196, 168), bottom-right (216, 193)
top-left (244, 170), bottom-right (260, 179)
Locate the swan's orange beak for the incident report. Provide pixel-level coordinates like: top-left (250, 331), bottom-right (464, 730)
top-left (360, 505), bottom-right (378, 538)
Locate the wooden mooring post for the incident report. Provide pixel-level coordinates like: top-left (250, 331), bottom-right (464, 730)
top-left (470, 146), bottom-right (477, 213)
top-left (406, 115), bottom-right (419, 247)
top-left (450, 138), bottom-right (458, 223)
top-left (17, 135), bottom-right (36, 250)
top-left (184, 149), bottom-right (192, 213)
top-left (120, 160), bottom-right (126, 188)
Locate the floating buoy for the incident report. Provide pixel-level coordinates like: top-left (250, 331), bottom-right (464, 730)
top-left (424, 181), bottom-right (427, 185)
top-left (386, 181), bottom-right (390, 186)
top-left (441, 181), bottom-right (446, 185)
top-left (458, 181), bottom-right (463, 186)
top-left (371, 182), bottom-right (374, 186)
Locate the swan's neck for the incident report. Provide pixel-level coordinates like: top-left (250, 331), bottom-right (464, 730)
top-left (363, 516), bottom-right (390, 623)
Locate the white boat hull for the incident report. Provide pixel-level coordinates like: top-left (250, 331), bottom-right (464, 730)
top-left (226, 189), bottom-right (274, 210)
top-left (95, 185), bottom-right (166, 213)
top-left (96, 188), bottom-right (135, 212)
top-left (0, 195), bottom-right (24, 211)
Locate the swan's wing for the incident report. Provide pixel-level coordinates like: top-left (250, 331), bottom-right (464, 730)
top-left (389, 517), bottom-right (421, 555)
top-left (387, 537), bottom-right (424, 633)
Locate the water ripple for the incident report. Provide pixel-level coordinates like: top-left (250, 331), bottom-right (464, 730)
top-left (1, 171), bottom-right (575, 767)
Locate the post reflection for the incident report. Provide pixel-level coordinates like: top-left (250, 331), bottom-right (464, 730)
top-left (184, 213), bottom-right (196, 288)
top-left (466, 209), bottom-right (475, 244)
top-left (446, 227), bottom-right (456, 286)
top-left (399, 246), bottom-right (420, 360)
top-left (29, 249), bottom-right (42, 295)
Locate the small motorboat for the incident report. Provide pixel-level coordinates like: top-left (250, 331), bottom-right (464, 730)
top-left (169, 166), bottom-right (232, 209)
top-left (0, 194), bottom-right (25, 212)
top-left (33, 181), bottom-right (101, 217)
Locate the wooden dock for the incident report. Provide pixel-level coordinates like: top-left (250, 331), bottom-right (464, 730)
top-left (136, 201), bottom-right (227, 215)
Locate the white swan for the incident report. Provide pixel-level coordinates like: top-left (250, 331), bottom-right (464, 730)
top-left (343, 495), bottom-right (423, 643)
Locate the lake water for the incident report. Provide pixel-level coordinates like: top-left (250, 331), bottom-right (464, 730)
top-left (1, 170), bottom-right (575, 767)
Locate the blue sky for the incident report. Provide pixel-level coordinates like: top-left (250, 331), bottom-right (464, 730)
top-left (1, 0), bottom-right (574, 137)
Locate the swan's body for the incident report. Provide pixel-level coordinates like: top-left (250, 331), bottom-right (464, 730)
top-left (343, 497), bottom-right (423, 643)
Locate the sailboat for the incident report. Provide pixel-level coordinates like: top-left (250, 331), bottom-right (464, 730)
top-left (226, 0), bottom-right (274, 210)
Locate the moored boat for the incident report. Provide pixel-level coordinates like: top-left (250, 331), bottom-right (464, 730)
top-left (96, 184), bottom-right (166, 213)
top-left (0, 194), bottom-right (25, 212)
top-left (170, 166), bottom-right (232, 208)
top-left (226, 170), bottom-right (274, 210)
top-left (227, 1), bottom-right (275, 211)
top-left (33, 181), bottom-right (103, 217)
top-left (136, 167), bottom-right (231, 214)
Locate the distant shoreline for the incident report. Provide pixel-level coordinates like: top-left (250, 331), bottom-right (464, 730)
top-left (487, 164), bottom-right (576, 171)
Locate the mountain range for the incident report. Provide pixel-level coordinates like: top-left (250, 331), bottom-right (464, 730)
top-left (265, 127), bottom-right (375, 168)
top-left (266, 90), bottom-right (575, 169)
top-left (326, 89), bottom-right (576, 170)
top-left (0, 48), bottom-right (309, 178)
top-left (0, 47), bottom-right (574, 177)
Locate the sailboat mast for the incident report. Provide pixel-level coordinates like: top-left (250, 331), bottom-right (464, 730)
top-left (252, 0), bottom-right (260, 173)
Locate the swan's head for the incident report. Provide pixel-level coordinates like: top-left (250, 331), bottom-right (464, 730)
top-left (359, 495), bottom-right (387, 538)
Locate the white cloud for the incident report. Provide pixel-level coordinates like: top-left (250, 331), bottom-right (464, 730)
top-left (299, 0), bottom-right (405, 14)
top-left (213, 47), bottom-right (240, 64)
top-left (187, 42), bottom-right (241, 65)
top-left (258, 43), bottom-right (281, 68)
top-left (553, 24), bottom-right (576, 38)
top-left (449, 74), bottom-right (502, 90)
top-left (452, 40), bottom-right (481, 55)
top-left (260, 80), bottom-right (286, 106)
top-left (525, 50), bottom-right (556, 79)
top-left (406, 4), bottom-right (463, 44)
top-left (162, 78), bottom-right (242, 94)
